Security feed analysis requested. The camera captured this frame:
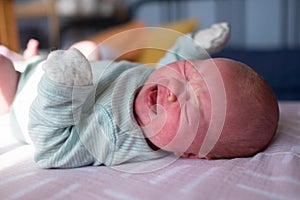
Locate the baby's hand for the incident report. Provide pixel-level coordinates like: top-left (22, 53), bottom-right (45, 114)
top-left (175, 152), bottom-right (212, 160)
top-left (174, 152), bottom-right (200, 159)
top-left (42, 48), bottom-right (93, 86)
top-left (194, 22), bottom-right (230, 55)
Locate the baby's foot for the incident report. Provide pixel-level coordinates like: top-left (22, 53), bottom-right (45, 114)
top-left (23, 39), bottom-right (39, 60)
top-left (194, 22), bottom-right (230, 55)
top-left (0, 45), bottom-right (24, 61)
top-left (42, 48), bottom-right (93, 86)
top-left (69, 40), bottom-right (99, 61)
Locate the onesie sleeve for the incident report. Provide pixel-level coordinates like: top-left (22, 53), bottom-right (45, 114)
top-left (29, 75), bottom-right (100, 168)
top-left (155, 33), bottom-right (207, 69)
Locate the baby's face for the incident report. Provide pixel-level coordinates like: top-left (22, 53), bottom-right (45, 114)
top-left (134, 60), bottom-right (212, 156)
top-left (135, 58), bottom-right (279, 159)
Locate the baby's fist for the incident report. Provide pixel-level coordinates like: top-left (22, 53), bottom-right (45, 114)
top-left (42, 48), bottom-right (93, 86)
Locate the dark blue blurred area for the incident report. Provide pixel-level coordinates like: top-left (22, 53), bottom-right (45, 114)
top-left (213, 49), bottom-right (300, 101)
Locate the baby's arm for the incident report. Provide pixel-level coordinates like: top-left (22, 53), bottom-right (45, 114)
top-left (29, 49), bottom-right (97, 168)
top-left (156, 22), bottom-right (230, 68)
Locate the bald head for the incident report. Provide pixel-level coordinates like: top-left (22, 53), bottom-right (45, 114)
top-left (199, 58), bottom-right (279, 158)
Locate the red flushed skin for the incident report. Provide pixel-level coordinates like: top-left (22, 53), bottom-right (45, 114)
top-left (134, 58), bottom-right (279, 159)
top-left (134, 60), bottom-right (211, 155)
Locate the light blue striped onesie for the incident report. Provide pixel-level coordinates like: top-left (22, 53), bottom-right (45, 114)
top-left (27, 34), bottom-right (206, 168)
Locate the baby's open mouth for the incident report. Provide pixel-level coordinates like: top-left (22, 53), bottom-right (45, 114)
top-left (148, 86), bottom-right (158, 114)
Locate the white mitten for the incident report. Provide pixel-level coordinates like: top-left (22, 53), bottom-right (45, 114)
top-left (42, 48), bottom-right (93, 86)
top-left (194, 22), bottom-right (230, 55)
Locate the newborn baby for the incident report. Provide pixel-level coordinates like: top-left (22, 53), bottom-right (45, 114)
top-left (30, 45), bottom-right (278, 168)
top-left (1, 23), bottom-right (279, 168)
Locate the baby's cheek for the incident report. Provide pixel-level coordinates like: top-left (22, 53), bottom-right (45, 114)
top-left (151, 121), bottom-right (179, 147)
top-left (148, 107), bottom-right (181, 148)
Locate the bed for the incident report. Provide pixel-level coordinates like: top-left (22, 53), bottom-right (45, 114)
top-left (0, 101), bottom-right (300, 199)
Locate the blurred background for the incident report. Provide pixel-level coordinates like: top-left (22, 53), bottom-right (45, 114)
top-left (1, 0), bottom-right (300, 100)
top-left (11, 0), bottom-right (300, 50)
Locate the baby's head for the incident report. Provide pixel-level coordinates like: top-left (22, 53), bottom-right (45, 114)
top-left (134, 58), bottom-right (279, 159)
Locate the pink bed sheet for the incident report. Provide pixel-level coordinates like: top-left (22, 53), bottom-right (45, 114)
top-left (0, 101), bottom-right (299, 200)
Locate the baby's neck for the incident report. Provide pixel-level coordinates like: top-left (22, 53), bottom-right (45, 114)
top-left (145, 137), bottom-right (160, 151)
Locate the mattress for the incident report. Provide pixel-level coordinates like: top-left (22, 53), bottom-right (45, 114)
top-left (0, 101), bottom-right (299, 200)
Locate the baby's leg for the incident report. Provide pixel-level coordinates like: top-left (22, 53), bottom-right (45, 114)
top-left (0, 39), bottom-right (39, 115)
top-left (23, 39), bottom-right (39, 60)
top-left (0, 55), bottom-right (20, 115)
top-left (69, 40), bottom-right (122, 61)
top-left (0, 39), bottom-right (39, 62)
top-left (69, 40), bottom-right (100, 61)
top-left (0, 45), bottom-right (24, 62)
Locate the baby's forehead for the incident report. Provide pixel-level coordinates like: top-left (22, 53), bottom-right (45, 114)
top-left (166, 60), bottom-right (209, 104)
top-left (166, 60), bottom-right (205, 85)
top-left (170, 58), bottom-right (252, 82)
top-left (162, 58), bottom-right (251, 96)
top-left (164, 60), bottom-right (201, 77)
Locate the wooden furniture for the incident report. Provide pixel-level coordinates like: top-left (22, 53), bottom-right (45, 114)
top-left (0, 0), bottom-right (20, 52)
top-left (14, 0), bottom-right (60, 47)
top-left (0, 0), bottom-right (59, 51)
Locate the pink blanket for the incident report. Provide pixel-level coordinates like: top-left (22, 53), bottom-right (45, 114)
top-left (0, 101), bottom-right (299, 200)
